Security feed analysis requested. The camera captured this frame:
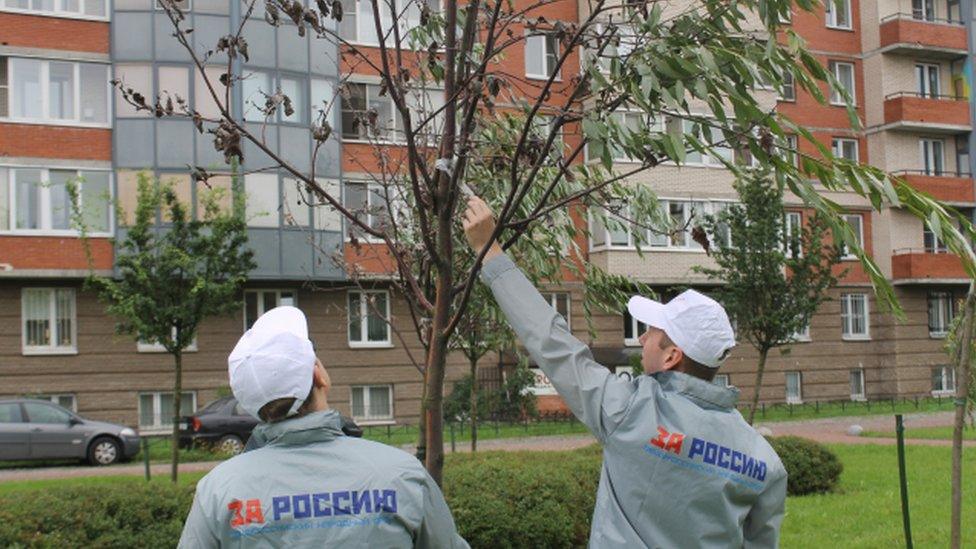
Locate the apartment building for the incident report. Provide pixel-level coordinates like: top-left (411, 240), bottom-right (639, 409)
top-left (0, 0), bottom-right (973, 430)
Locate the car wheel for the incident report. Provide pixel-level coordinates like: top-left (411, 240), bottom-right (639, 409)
top-left (88, 436), bottom-right (121, 466)
top-left (216, 435), bottom-right (244, 455)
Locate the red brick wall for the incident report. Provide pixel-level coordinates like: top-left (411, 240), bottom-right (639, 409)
top-left (0, 13), bottom-right (109, 53)
top-left (878, 18), bottom-right (967, 51)
top-left (883, 96), bottom-right (971, 127)
top-left (0, 236), bottom-right (113, 270)
top-left (0, 124), bottom-right (111, 161)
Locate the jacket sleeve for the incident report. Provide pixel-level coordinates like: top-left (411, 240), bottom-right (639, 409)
top-left (742, 468), bottom-right (787, 548)
top-left (480, 254), bottom-right (638, 443)
top-left (415, 472), bottom-right (470, 549)
top-left (177, 488), bottom-right (220, 549)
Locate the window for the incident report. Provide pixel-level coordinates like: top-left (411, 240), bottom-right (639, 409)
top-left (0, 0), bottom-right (107, 19)
top-left (0, 168), bottom-right (111, 234)
top-left (344, 181), bottom-right (393, 240)
top-left (916, 63), bottom-right (940, 98)
top-left (242, 71), bottom-right (308, 124)
top-left (341, 82), bottom-right (393, 140)
top-left (541, 292), bottom-right (571, 330)
top-left (35, 394), bottom-right (77, 412)
top-left (592, 24), bottom-right (636, 72)
top-left (593, 111), bottom-right (662, 162)
top-left (672, 118), bottom-right (734, 166)
top-left (912, 0), bottom-right (935, 21)
top-left (785, 371), bottom-right (802, 404)
top-left (829, 61), bottom-right (855, 105)
top-left (839, 213), bottom-right (863, 259)
top-left (920, 139), bottom-right (945, 176)
top-left (928, 292), bottom-right (955, 337)
top-left (849, 369), bottom-right (865, 401)
top-left (589, 200), bottom-right (719, 251)
top-left (712, 373), bottom-right (731, 387)
top-left (245, 290), bottom-right (297, 330)
top-left (337, 0), bottom-right (436, 46)
top-left (0, 402), bottom-right (22, 423)
top-left (784, 211), bottom-right (802, 258)
top-left (350, 385), bottom-right (393, 422)
top-left (1, 57), bottom-right (110, 125)
top-left (525, 32), bottom-right (560, 79)
top-left (791, 319), bottom-right (811, 342)
top-left (623, 308), bottom-right (647, 346)
top-left (932, 366), bottom-right (955, 394)
top-left (136, 327), bottom-right (198, 353)
top-left (924, 226), bottom-right (948, 253)
top-left (825, 0), bottom-right (851, 29)
top-left (22, 288), bottom-right (76, 354)
top-left (832, 138), bottom-right (858, 162)
top-left (841, 293), bottom-right (870, 339)
top-left (779, 71), bottom-right (795, 101)
top-left (243, 173), bottom-right (279, 227)
top-left (138, 391), bottom-right (196, 430)
top-left (23, 401), bottom-right (72, 423)
top-left (348, 290), bottom-right (391, 346)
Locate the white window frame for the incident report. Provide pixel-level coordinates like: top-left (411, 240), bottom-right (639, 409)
top-left (623, 308), bottom-right (647, 347)
top-left (784, 211), bottom-right (803, 259)
top-left (932, 366), bottom-right (956, 395)
top-left (347, 289), bottom-right (393, 348)
top-left (778, 70), bottom-right (796, 102)
top-left (841, 292), bottom-right (870, 340)
top-left (138, 391), bottom-right (196, 431)
top-left (541, 292), bottom-right (571, 330)
top-left (350, 384), bottom-right (394, 424)
top-left (924, 225), bottom-right (948, 253)
top-left (343, 180), bottom-right (399, 242)
top-left (712, 373), bottom-right (731, 388)
top-left (136, 327), bottom-right (198, 353)
top-left (915, 63), bottom-right (941, 98)
top-left (524, 31), bottom-right (561, 81)
top-left (36, 393), bottom-right (78, 412)
top-left (839, 213), bottom-right (863, 259)
top-left (0, 0), bottom-right (108, 21)
top-left (21, 287), bottom-right (77, 355)
top-left (1, 166), bottom-right (113, 236)
top-left (919, 138), bottom-right (945, 176)
top-left (829, 61), bottom-right (856, 106)
top-left (825, 0), bottom-right (852, 29)
top-left (340, 82), bottom-right (407, 143)
top-left (672, 118), bottom-right (735, 167)
top-left (785, 371), bottom-right (803, 404)
top-left (591, 23), bottom-right (636, 73)
top-left (244, 289), bottom-right (298, 332)
top-left (849, 368), bottom-right (866, 401)
top-left (589, 200), bottom-right (722, 253)
top-left (784, 134), bottom-right (800, 168)
top-left (832, 137), bottom-right (859, 162)
top-left (791, 320), bottom-right (811, 342)
top-left (1, 56), bottom-right (111, 127)
top-left (927, 292), bottom-right (954, 338)
top-left (337, 0), bottom-right (436, 48)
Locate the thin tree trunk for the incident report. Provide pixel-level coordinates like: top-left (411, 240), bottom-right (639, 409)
top-left (171, 349), bottom-right (183, 483)
top-left (747, 348), bottom-right (770, 425)
top-left (423, 308), bottom-right (450, 485)
top-left (416, 377), bottom-right (427, 463)
top-left (470, 355), bottom-right (478, 452)
top-left (950, 287), bottom-right (975, 549)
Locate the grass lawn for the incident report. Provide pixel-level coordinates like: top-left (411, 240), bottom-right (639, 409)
top-left (743, 396), bottom-right (955, 423)
top-left (0, 470), bottom-right (208, 495)
top-left (861, 426), bottom-right (976, 441)
top-left (359, 417), bottom-right (592, 447)
top-left (782, 443), bottom-right (976, 547)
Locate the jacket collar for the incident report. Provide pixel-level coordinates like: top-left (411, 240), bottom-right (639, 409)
top-left (653, 370), bottom-right (740, 410)
top-left (250, 408), bottom-right (344, 448)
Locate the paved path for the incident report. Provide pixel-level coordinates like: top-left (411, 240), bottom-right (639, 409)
top-left (1, 411), bottom-right (969, 482)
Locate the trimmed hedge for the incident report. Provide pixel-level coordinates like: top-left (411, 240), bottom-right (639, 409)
top-left (767, 436), bottom-right (843, 496)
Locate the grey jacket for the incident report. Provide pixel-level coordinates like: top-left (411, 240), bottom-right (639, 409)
top-left (178, 409), bottom-right (468, 548)
top-left (481, 254), bottom-right (787, 548)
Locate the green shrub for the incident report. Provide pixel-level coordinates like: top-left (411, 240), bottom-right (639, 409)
top-left (0, 482), bottom-right (194, 548)
top-left (443, 444), bottom-right (602, 548)
top-left (767, 436), bottom-right (843, 496)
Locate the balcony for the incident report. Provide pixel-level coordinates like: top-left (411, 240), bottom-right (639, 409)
top-left (896, 170), bottom-right (974, 204)
top-left (879, 13), bottom-right (967, 59)
top-left (891, 248), bottom-right (968, 283)
top-left (883, 92), bottom-right (971, 134)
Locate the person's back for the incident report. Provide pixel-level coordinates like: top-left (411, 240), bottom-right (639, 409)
top-left (180, 410), bottom-right (461, 547)
top-left (594, 372), bottom-right (785, 547)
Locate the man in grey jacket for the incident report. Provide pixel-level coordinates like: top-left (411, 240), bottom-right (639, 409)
top-left (178, 306), bottom-right (468, 548)
top-left (462, 197), bottom-right (787, 548)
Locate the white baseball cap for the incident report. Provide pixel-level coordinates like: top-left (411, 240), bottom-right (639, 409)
top-left (228, 306), bottom-right (317, 419)
top-left (627, 290), bottom-right (735, 368)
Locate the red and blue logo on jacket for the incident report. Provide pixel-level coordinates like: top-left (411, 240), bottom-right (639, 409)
top-left (226, 489), bottom-right (399, 538)
top-left (643, 426), bottom-right (768, 491)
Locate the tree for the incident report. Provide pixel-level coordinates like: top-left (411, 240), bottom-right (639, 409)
top-left (944, 285), bottom-right (976, 549)
top-left (76, 172), bottom-right (254, 482)
top-left (133, 0), bottom-right (976, 484)
top-left (695, 170), bottom-right (840, 425)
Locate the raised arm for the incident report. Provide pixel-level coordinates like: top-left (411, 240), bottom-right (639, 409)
top-left (462, 197), bottom-right (637, 442)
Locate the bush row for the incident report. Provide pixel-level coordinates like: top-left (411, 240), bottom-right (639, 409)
top-left (0, 438), bottom-right (840, 548)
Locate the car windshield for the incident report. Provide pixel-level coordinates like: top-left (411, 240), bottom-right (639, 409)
top-left (197, 398), bottom-right (230, 415)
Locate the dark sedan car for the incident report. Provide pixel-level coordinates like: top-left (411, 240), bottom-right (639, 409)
top-left (179, 396), bottom-right (364, 455)
top-left (0, 398), bottom-right (140, 465)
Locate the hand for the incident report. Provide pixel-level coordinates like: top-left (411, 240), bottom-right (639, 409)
top-left (462, 196), bottom-right (503, 260)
